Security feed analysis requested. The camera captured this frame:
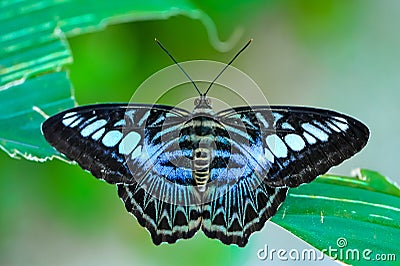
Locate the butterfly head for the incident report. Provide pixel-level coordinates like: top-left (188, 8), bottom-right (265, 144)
top-left (194, 95), bottom-right (212, 112)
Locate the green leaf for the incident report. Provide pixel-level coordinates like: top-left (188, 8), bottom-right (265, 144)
top-left (0, 71), bottom-right (74, 160)
top-left (272, 169), bottom-right (400, 265)
top-left (0, 0), bottom-right (226, 160)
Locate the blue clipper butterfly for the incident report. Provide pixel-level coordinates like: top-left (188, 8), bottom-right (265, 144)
top-left (41, 39), bottom-right (369, 247)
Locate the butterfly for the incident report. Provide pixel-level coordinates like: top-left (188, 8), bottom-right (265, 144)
top-left (41, 39), bottom-right (369, 247)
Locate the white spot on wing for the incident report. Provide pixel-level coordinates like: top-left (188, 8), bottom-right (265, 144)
top-left (331, 118), bottom-right (349, 131)
top-left (63, 112), bottom-right (77, 118)
top-left (152, 115), bottom-right (165, 125)
top-left (69, 117), bottom-right (83, 128)
top-left (302, 123), bottom-right (329, 141)
top-left (62, 116), bottom-right (77, 126)
top-left (102, 130), bottom-right (123, 147)
top-left (81, 119), bottom-right (107, 137)
top-left (266, 134), bottom-right (287, 158)
top-left (114, 119), bottom-right (126, 127)
top-left (242, 115), bottom-right (254, 127)
top-left (256, 113), bottom-right (269, 128)
top-left (138, 111), bottom-right (150, 126)
top-left (264, 148), bottom-right (275, 163)
top-left (303, 132), bottom-right (317, 144)
top-left (131, 145), bottom-right (142, 159)
top-left (282, 122), bottom-right (294, 130)
top-left (326, 121), bottom-right (341, 132)
top-left (334, 116), bottom-right (347, 123)
top-left (273, 112), bottom-right (283, 127)
top-left (92, 128), bottom-right (105, 141)
top-left (314, 121), bottom-right (331, 133)
top-left (284, 134), bottom-right (306, 151)
top-left (62, 112), bottom-right (79, 127)
top-left (125, 110), bottom-right (136, 123)
top-left (119, 132), bottom-right (141, 155)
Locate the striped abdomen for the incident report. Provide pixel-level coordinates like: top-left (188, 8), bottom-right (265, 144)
top-left (181, 115), bottom-right (224, 192)
top-left (193, 144), bottom-right (212, 192)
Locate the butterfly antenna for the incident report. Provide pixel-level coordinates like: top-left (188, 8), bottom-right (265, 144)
top-left (204, 38), bottom-right (253, 96)
top-left (155, 38), bottom-right (202, 96)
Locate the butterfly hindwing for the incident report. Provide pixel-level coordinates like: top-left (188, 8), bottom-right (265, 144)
top-left (118, 182), bottom-right (202, 245)
top-left (217, 106), bottom-right (369, 187)
top-left (202, 171), bottom-right (288, 247)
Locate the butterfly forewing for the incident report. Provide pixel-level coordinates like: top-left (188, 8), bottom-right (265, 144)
top-left (217, 106), bottom-right (369, 187)
top-left (42, 103), bottom-right (191, 184)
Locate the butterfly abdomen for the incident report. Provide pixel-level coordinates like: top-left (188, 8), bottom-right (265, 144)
top-left (179, 115), bottom-right (228, 191)
top-left (193, 144), bottom-right (212, 192)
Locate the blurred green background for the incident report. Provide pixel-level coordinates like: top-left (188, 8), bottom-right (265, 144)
top-left (1, 0), bottom-right (400, 265)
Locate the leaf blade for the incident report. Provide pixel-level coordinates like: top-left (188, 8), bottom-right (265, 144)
top-left (272, 169), bottom-right (400, 265)
top-left (0, 0), bottom-right (222, 160)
